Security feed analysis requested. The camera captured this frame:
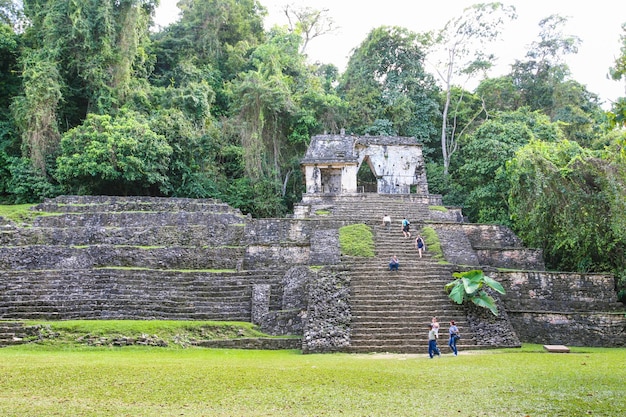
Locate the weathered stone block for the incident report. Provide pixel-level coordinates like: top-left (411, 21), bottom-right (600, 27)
top-left (302, 267), bottom-right (352, 354)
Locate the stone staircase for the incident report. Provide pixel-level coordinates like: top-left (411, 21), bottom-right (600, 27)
top-left (301, 193), bottom-right (431, 227)
top-left (0, 269), bottom-right (284, 321)
top-left (295, 193), bottom-right (494, 353)
top-left (345, 224), bottom-right (480, 353)
top-left (0, 196), bottom-right (284, 323)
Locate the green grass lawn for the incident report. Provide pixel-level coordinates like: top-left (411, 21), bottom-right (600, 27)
top-left (0, 343), bottom-right (624, 417)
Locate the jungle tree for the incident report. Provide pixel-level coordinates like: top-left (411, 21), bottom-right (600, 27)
top-left (608, 23), bottom-right (626, 128)
top-left (227, 26), bottom-right (340, 215)
top-left (55, 111), bottom-right (172, 196)
top-left (510, 15), bottom-right (580, 117)
top-left (451, 108), bottom-right (561, 224)
top-left (338, 25), bottom-right (440, 144)
top-left (507, 138), bottom-right (626, 278)
top-left (12, 0), bottom-right (157, 174)
top-left (428, 2), bottom-right (516, 176)
top-left (283, 4), bottom-right (336, 55)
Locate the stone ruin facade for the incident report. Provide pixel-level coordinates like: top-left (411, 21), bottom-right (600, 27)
top-left (300, 133), bottom-right (429, 196)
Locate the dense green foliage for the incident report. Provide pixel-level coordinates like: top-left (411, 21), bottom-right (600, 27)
top-left (338, 25), bottom-right (439, 142)
top-left (1, 342), bottom-right (625, 416)
top-left (507, 139), bottom-right (626, 292)
top-left (56, 112), bottom-right (172, 195)
top-left (0, 1), bottom-right (625, 294)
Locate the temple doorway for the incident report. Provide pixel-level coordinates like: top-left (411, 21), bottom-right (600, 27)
top-left (357, 157), bottom-right (377, 193)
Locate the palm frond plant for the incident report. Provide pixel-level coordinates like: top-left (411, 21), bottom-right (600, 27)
top-left (444, 269), bottom-right (506, 316)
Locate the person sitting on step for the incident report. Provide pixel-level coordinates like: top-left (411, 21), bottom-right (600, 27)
top-left (389, 255), bottom-right (399, 271)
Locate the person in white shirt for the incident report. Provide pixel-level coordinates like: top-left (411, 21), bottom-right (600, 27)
top-left (382, 214), bottom-right (391, 230)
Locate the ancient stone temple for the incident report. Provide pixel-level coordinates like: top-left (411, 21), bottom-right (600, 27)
top-left (300, 132), bottom-right (428, 196)
top-left (0, 133), bottom-right (624, 353)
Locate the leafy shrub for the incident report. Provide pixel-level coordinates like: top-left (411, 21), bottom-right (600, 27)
top-left (55, 112), bottom-right (172, 196)
top-left (445, 269), bottom-right (506, 315)
top-left (6, 157), bottom-right (60, 203)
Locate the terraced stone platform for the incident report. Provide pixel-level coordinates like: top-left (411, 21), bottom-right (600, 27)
top-left (1, 194), bottom-right (621, 352)
top-left (0, 197), bottom-right (284, 326)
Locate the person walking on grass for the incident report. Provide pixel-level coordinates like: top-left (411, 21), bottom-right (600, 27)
top-left (449, 320), bottom-right (460, 356)
top-left (428, 323), bottom-right (441, 358)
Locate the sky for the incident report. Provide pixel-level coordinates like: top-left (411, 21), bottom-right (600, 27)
top-left (154, 0), bottom-right (626, 108)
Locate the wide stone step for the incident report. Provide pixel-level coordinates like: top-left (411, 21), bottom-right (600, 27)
top-left (0, 290), bottom-right (258, 301)
top-left (373, 271), bottom-right (450, 277)
top-left (32, 196), bottom-right (236, 213)
top-left (351, 293), bottom-right (454, 301)
top-left (350, 333), bottom-right (471, 343)
top-left (0, 245), bottom-right (246, 270)
top-left (345, 341), bottom-right (487, 353)
top-left (351, 291), bottom-right (450, 298)
top-left (350, 275), bottom-right (451, 282)
top-left (346, 346), bottom-right (489, 354)
top-left (0, 266), bottom-right (285, 321)
top-left (349, 338), bottom-right (476, 348)
top-left (349, 334), bottom-right (474, 345)
top-left (350, 282), bottom-right (447, 292)
top-left (0, 309), bottom-right (250, 321)
top-left (350, 323), bottom-right (470, 333)
top-left (0, 287), bottom-right (281, 303)
top-left (352, 315), bottom-right (468, 325)
top-left (350, 262), bottom-right (443, 270)
top-left (350, 300), bottom-right (461, 310)
top-left (0, 224), bottom-right (245, 247)
top-left (350, 308), bottom-right (463, 318)
top-left (348, 261), bottom-right (448, 268)
top-left (351, 303), bottom-right (460, 311)
top-left (0, 300), bottom-right (257, 316)
top-left (32, 211), bottom-right (245, 228)
top-left (350, 275), bottom-right (449, 282)
top-left (350, 282), bottom-right (450, 290)
top-left (328, 214), bottom-right (431, 224)
top-left (0, 267), bottom-right (284, 278)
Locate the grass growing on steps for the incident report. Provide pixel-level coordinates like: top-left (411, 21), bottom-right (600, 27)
top-left (0, 344), bottom-right (624, 416)
top-left (422, 226), bottom-right (447, 263)
top-left (0, 204), bottom-right (39, 224)
top-left (0, 204), bottom-right (61, 226)
top-left (339, 224), bottom-right (375, 257)
top-left (21, 320), bottom-right (275, 348)
top-left (95, 266), bottom-right (238, 273)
